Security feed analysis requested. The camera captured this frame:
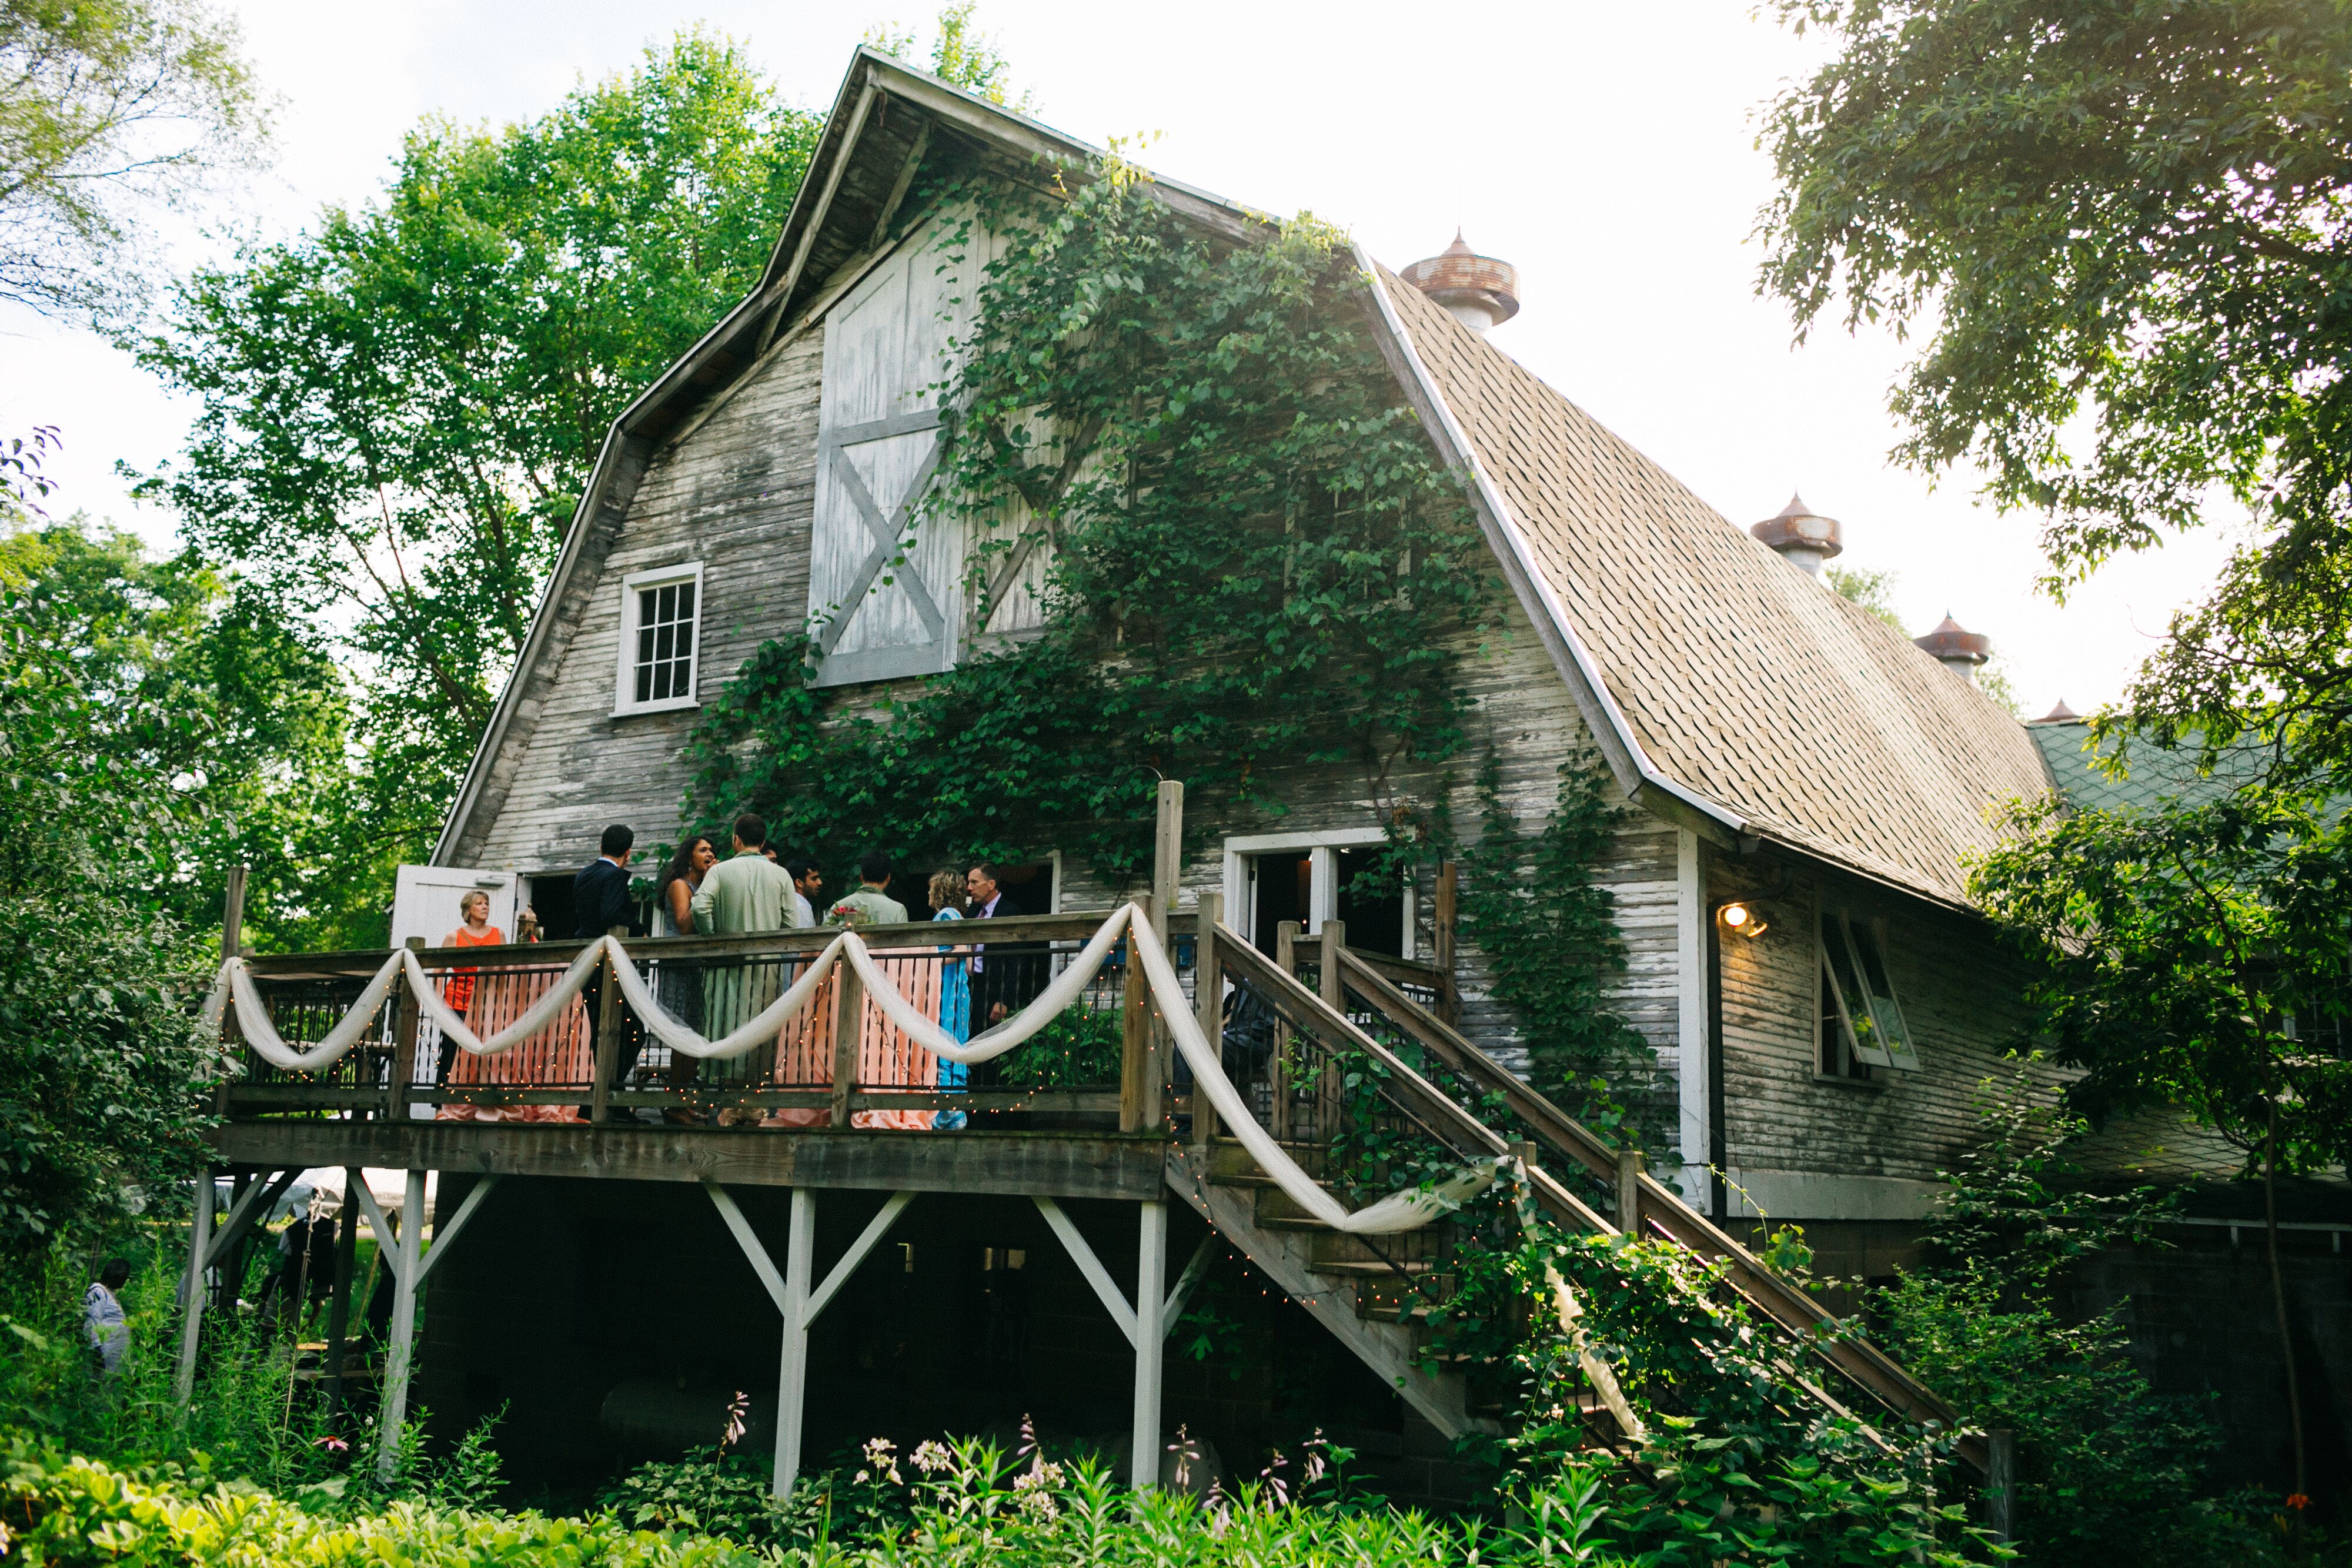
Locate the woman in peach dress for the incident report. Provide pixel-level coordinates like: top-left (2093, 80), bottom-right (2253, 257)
top-left (435, 892), bottom-right (590, 1123)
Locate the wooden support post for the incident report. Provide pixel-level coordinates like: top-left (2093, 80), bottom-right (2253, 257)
top-left (1131, 1198), bottom-right (1168, 1491)
top-left (1150, 781), bottom-right (1183, 943)
top-left (1318, 919), bottom-right (1346, 1012)
top-left (173, 1171), bottom-right (215, 1406)
top-left (387, 938), bottom-right (423, 1123)
top-left (375, 1169), bottom-right (426, 1480)
top-left (323, 1169), bottom-right (360, 1414)
top-left (1616, 1145), bottom-right (1642, 1238)
top-left (776, 1189), bottom-right (816, 1498)
top-left (221, 865), bottom-right (247, 959)
top-left (1433, 862), bottom-right (1458, 1025)
top-left (1985, 1429), bottom-right (2016, 1543)
top-left (1271, 921), bottom-right (1299, 1143)
top-left (1120, 927), bottom-right (1154, 1134)
top-left (830, 961), bottom-right (863, 1130)
top-left (216, 1172), bottom-right (253, 1313)
top-left (1191, 892), bottom-right (1222, 1151)
top-left (590, 925), bottom-right (626, 1125)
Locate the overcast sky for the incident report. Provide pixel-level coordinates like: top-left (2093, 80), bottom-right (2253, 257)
top-left (2, 0), bottom-right (2238, 717)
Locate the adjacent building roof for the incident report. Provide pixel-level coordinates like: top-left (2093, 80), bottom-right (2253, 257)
top-left (2029, 718), bottom-right (2268, 815)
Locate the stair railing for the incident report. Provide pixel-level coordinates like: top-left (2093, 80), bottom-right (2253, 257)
top-left (1329, 945), bottom-right (1984, 1474)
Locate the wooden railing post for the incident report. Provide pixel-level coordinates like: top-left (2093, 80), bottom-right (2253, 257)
top-left (830, 955), bottom-right (863, 1129)
top-left (1270, 920), bottom-right (1299, 1143)
top-left (1125, 780), bottom-right (1181, 1136)
top-left (589, 925), bottom-right (626, 1125)
top-left (1191, 893), bottom-right (1222, 1152)
top-left (1433, 861), bottom-right (1458, 1025)
top-left (1318, 919), bottom-right (1345, 1011)
top-left (387, 937), bottom-right (423, 1122)
top-left (1616, 1144), bottom-right (1643, 1238)
top-left (1985, 1429), bottom-right (2016, 1543)
top-left (215, 867), bottom-right (248, 1116)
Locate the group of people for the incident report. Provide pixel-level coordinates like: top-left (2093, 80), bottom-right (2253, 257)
top-left (431, 817), bottom-right (1043, 1128)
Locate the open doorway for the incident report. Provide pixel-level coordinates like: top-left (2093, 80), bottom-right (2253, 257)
top-left (1232, 834), bottom-right (1413, 958)
top-left (1247, 852), bottom-right (1311, 953)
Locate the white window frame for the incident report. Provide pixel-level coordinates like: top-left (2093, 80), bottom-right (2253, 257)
top-left (613, 561), bottom-right (706, 717)
top-left (1220, 827), bottom-right (1416, 954)
top-left (1818, 905), bottom-right (1922, 1072)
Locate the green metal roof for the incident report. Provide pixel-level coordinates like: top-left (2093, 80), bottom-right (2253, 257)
top-left (2027, 719), bottom-right (2266, 813)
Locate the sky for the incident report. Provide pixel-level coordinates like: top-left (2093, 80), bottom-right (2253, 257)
top-left (1, 0), bottom-right (2239, 718)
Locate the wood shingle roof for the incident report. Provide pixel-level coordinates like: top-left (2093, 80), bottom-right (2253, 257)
top-left (1374, 269), bottom-right (2054, 905)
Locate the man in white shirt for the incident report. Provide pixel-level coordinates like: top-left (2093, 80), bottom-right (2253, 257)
top-left (784, 856), bottom-right (822, 931)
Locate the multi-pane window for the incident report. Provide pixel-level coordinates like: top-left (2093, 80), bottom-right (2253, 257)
top-left (613, 563), bottom-right (704, 715)
top-left (1819, 907), bottom-right (1921, 1073)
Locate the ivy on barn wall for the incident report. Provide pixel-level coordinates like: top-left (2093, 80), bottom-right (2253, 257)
top-left (684, 150), bottom-right (1659, 1129)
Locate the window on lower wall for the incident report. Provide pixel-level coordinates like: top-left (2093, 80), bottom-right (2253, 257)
top-left (1819, 906), bottom-right (1921, 1073)
top-left (613, 561), bottom-right (704, 716)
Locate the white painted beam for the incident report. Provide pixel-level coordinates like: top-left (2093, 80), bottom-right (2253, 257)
top-left (413, 1176), bottom-right (500, 1286)
top-left (1131, 1199), bottom-right (1167, 1491)
top-left (1162, 1231), bottom-right (1217, 1330)
top-left (376, 1169), bottom-right (426, 1481)
top-left (1033, 1196), bottom-right (1137, 1347)
top-left (807, 1191), bottom-right (916, 1322)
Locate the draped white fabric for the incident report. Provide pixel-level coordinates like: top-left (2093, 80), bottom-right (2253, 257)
top-left (1124, 901), bottom-right (1495, 1233)
top-left (197, 904), bottom-right (1494, 1233)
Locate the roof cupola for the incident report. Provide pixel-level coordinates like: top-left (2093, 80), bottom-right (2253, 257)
top-left (1914, 613), bottom-right (1993, 676)
top-left (1401, 232), bottom-right (1519, 332)
top-left (1749, 493), bottom-right (1843, 575)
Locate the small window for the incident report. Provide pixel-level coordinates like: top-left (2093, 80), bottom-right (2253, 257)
top-left (1819, 907), bottom-right (1921, 1072)
top-left (613, 563), bottom-right (704, 716)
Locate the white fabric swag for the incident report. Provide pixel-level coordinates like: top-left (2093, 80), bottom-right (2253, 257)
top-left (200, 904), bottom-right (1495, 1234)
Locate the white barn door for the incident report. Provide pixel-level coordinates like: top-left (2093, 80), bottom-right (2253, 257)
top-left (808, 216), bottom-right (991, 686)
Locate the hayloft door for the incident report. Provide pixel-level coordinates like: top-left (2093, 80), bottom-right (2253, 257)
top-left (808, 216), bottom-right (988, 686)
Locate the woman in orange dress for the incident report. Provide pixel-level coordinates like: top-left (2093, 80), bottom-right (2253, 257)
top-left (435, 893), bottom-right (590, 1122)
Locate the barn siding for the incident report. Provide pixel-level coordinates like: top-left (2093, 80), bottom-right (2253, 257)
top-left (472, 330), bottom-right (825, 874)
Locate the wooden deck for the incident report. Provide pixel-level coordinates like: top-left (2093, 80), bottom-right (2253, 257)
top-left (209, 1120), bottom-right (1170, 1200)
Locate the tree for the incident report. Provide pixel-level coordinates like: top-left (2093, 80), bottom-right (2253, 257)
top-left (1969, 791), bottom-right (2352, 1495)
top-left (865, 2), bottom-right (1035, 111)
top-left (135, 30), bottom-right (822, 892)
top-left (1758, 1), bottom-right (2352, 788)
top-left (0, 0), bottom-right (267, 324)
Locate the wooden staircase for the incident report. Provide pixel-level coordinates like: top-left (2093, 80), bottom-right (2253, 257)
top-left (1173, 918), bottom-right (1983, 1474)
top-left (1163, 1137), bottom-right (1496, 1440)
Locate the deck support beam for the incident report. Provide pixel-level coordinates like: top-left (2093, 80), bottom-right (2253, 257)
top-left (175, 1167), bottom-right (296, 1406)
top-left (346, 1171), bottom-right (502, 1480)
top-left (1033, 1193), bottom-right (1175, 1490)
top-left (702, 1183), bottom-right (916, 1499)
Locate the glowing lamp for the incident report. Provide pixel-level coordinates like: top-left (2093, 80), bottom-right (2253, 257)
top-left (1716, 900), bottom-right (1769, 938)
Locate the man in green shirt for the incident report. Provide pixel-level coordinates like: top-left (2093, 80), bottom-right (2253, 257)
top-left (823, 850), bottom-right (910, 928)
top-left (692, 814), bottom-right (801, 1042)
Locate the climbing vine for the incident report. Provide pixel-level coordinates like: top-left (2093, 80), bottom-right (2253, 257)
top-left (685, 151), bottom-right (1498, 883)
top-left (1454, 756), bottom-right (1672, 1151)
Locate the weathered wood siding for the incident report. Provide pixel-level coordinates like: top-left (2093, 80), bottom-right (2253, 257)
top-left (470, 329), bottom-right (824, 873)
top-left (1710, 849), bottom-right (2053, 1209)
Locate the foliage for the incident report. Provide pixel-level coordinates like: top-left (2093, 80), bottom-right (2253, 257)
top-left (1877, 1078), bottom-right (2276, 1566)
top-left (1968, 793), bottom-right (2352, 1171)
top-left (134, 31), bottom-right (823, 903)
top-left (0, 0), bottom-right (268, 324)
top-left (864, 2), bottom-right (1035, 112)
top-left (1759, 1), bottom-right (2352, 795)
top-left (0, 523), bottom-right (273, 1248)
top-left (1451, 758), bottom-right (1668, 1149)
top-left (1420, 1179), bottom-right (1993, 1566)
top-left (0, 1440), bottom-right (767, 1568)
top-left (994, 1002), bottom-right (1122, 1090)
top-left (689, 161), bottom-right (1498, 887)
top-left (1825, 563), bottom-right (1903, 633)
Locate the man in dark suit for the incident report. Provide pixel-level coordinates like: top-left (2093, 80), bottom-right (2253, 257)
top-left (576, 824), bottom-right (646, 1119)
top-left (964, 861), bottom-right (1046, 1027)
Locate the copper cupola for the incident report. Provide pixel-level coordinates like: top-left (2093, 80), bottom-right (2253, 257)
top-left (1750, 493), bottom-right (1844, 576)
top-left (1401, 232), bottom-right (1519, 333)
top-left (1914, 613), bottom-right (1993, 676)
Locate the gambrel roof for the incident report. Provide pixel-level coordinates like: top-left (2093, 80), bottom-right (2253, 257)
top-left (436, 44), bottom-right (2054, 909)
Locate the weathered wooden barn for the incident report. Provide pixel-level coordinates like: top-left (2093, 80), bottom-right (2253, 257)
top-left (206, 44), bottom-right (2094, 1504)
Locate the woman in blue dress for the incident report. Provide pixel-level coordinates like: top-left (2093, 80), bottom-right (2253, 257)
top-left (928, 870), bottom-right (972, 1129)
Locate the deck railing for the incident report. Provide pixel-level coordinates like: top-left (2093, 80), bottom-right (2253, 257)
top-left (221, 912), bottom-right (1197, 1132)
